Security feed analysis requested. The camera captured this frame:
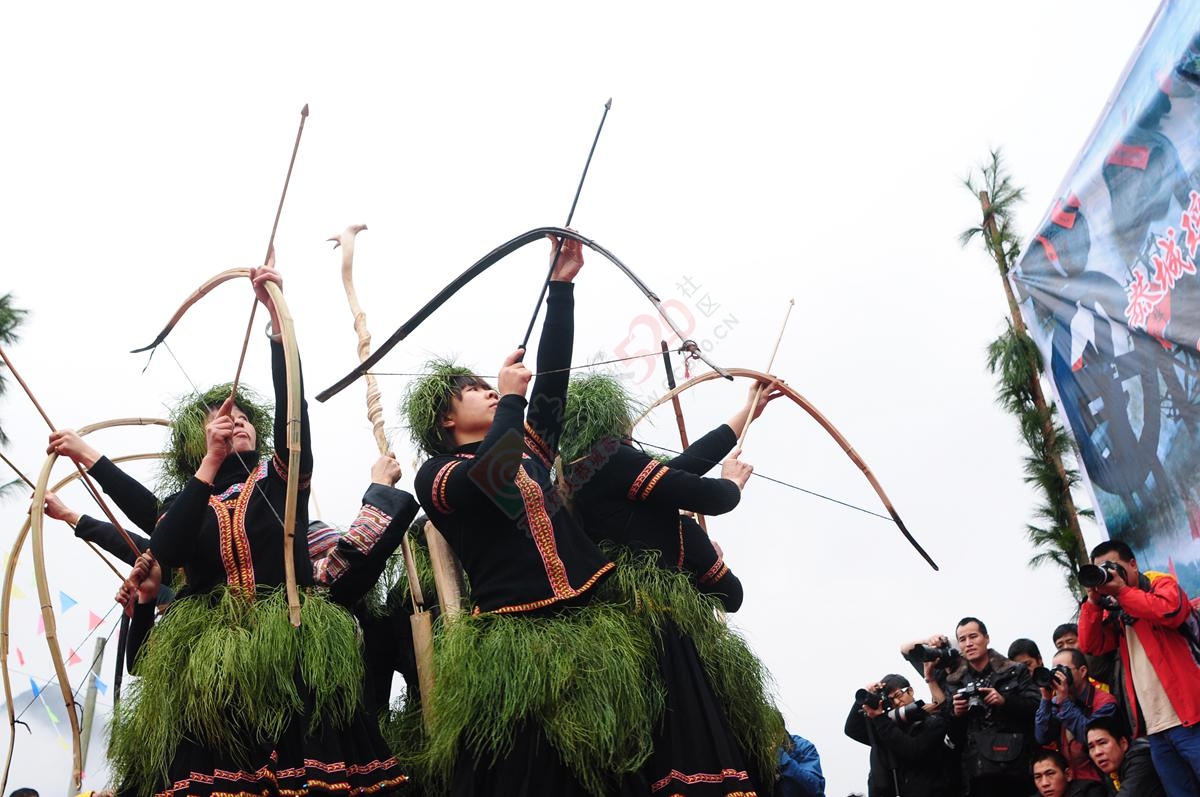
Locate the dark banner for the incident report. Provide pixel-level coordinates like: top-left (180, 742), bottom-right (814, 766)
top-left (1013, 1), bottom-right (1200, 592)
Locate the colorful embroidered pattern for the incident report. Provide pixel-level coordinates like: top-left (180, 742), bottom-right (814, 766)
top-left (272, 451), bottom-right (312, 491)
top-left (514, 466), bottom-right (571, 595)
top-left (489, 561), bottom-right (615, 615)
top-left (431, 460), bottom-right (464, 515)
top-left (628, 460), bottom-right (669, 501)
top-left (320, 503), bottom-right (394, 584)
top-left (524, 422), bottom-right (553, 467)
top-left (651, 767), bottom-right (754, 793)
top-left (214, 460), bottom-right (269, 501)
top-left (700, 558), bottom-right (729, 585)
top-left (157, 751), bottom-right (407, 797)
top-left (209, 460), bottom-right (263, 597)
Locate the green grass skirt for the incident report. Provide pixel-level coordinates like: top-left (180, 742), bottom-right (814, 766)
top-left (411, 550), bottom-right (786, 796)
top-left (108, 587), bottom-right (364, 795)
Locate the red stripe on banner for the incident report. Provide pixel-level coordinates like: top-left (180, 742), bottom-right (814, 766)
top-left (1036, 235), bottom-right (1060, 264)
top-left (1106, 143), bottom-right (1150, 170)
top-left (1066, 193), bottom-right (1081, 209)
top-left (1051, 200), bottom-right (1077, 229)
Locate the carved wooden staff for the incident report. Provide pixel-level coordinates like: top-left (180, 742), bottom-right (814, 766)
top-left (328, 224), bottom-right (459, 724)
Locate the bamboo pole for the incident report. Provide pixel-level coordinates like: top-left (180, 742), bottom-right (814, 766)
top-left (980, 189), bottom-right (1087, 567)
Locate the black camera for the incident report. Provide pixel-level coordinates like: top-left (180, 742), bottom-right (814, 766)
top-left (855, 687), bottom-right (889, 711)
top-left (956, 682), bottom-right (989, 714)
top-left (1032, 664), bottom-right (1073, 690)
top-left (912, 643), bottom-right (961, 668)
top-left (1079, 561), bottom-right (1129, 589)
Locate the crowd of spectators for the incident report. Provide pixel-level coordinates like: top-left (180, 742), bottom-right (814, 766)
top-left (843, 540), bottom-right (1200, 797)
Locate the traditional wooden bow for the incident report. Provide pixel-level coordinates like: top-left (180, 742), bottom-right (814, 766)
top-left (132, 270), bottom-right (305, 626)
top-left (632, 368), bottom-right (938, 570)
top-left (4, 418), bottom-right (167, 791)
top-left (316, 225), bottom-right (732, 403)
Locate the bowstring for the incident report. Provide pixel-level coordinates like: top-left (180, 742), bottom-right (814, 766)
top-left (628, 437), bottom-right (893, 522)
top-left (365, 347), bottom-right (692, 380)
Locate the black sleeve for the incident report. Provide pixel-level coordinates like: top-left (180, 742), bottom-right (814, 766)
top-left (1119, 742), bottom-right (1164, 795)
top-left (416, 394), bottom-right (529, 516)
top-left (844, 703), bottom-right (869, 745)
top-left (994, 664), bottom-right (1041, 726)
top-left (871, 713), bottom-right (946, 763)
top-left (74, 516), bottom-right (149, 567)
top-left (269, 339), bottom-right (313, 480)
top-left (126, 601), bottom-right (156, 675)
top-left (666, 425), bottom-right (737, 476)
top-left (525, 281), bottom-right (574, 460)
top-left (326, 485), bottom-right (421, 608)
top-left (87, 456), bottom-right (161, 534)
top-left (149, 477), bottom-right (214, 568)
top-left (602, 446), bottom-right (741, 516)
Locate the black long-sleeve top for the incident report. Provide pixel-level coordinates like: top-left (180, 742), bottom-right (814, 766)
top-left (149, 341), bottom-right (313, 596)
top-left (569, 424), bottom-right (744, 611)
top-left (413, 282), bottom-right (613, 614)
top-left (73, 456), bottom-right (160, 566)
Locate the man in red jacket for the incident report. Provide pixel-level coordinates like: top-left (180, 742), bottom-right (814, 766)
top-left (1078, 540), bottom-right (1200, 797)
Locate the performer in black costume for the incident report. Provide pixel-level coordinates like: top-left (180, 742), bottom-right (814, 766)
top-left (109, 262), bottom-right (408, 797)
top-left (403, 237), bottom-right (659, 796)
top-left (561, 373), bottom-right (789, 795)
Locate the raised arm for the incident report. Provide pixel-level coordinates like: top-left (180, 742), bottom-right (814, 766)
top-left (49, 430), bottom-right (160, 533)
top-left (526, 236), bottom-right (582, 458)
top-left (44, 491), bottom-right (149, 567)
top-left (603, 445), bottom-right (746, 516)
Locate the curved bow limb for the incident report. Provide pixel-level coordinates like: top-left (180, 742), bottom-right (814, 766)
top-left (316, 226), bottom-right (733, 403)
top-left (23, 417), bottom-right (170, 792)
top-left (2, 449), bottom-right (163, 793)
top-left (632, 368), bottom-right (938, 571)
top-left (129, 268), bottom-right (253, 354)
top-left (262, 280), bottom-right (304, 627)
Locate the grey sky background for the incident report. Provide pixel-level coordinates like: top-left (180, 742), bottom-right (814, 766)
top-left (0, 1), bottom-right (1164, 793)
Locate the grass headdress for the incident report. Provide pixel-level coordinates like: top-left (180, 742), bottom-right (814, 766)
top-left (161, 382), bottom-right (273, 492)
top-left (560, 373), bottom-right (641, 464)
top-left (401, 359), bottom-right (492, 457)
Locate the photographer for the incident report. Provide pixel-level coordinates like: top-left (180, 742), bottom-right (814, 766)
top-left (843, 674), bottom-right (951, 797)
top-left (1033, 648), bottom-right (1117, 796)
top-left (941, 617), bottom-right (1041, 796)
top-left (1078, 541), bottom-right (1200, 797)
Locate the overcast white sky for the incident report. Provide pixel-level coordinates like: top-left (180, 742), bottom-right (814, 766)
top-left (0, 1), bottom-right (1168, 793)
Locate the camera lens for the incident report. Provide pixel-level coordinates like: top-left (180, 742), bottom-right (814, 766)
top-left (1079, 564), bottom-right (1110, 588)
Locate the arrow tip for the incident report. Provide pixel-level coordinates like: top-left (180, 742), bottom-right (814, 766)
top-left (301, 103), bottom-right (310, 117)
top-left (604, 98), bottom-right (612, 110)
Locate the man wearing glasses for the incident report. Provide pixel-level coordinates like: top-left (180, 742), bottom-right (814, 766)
top-left (844, 673), bottom-right (952, 797)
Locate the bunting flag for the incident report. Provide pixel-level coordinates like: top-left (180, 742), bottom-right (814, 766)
top-left (15, 647), bottom-right (24, 667)
top-left (11, 584), bottom-right (25, 601)
top-left (87, 610), bottom-right (103, 630)
top-left (43, 699), bottom-right (58, 726)
top-left (59, 590), bottom-right (77, 613)
top-left (1013, 1), bottom-right (1200, 594)
top-left (27, 676), bottom-right (39, 699)
top-left (35, 614), bottom-right (43, 635)
top-left (93, 674), bottom-right (108, 696)
top-left (66, 648), bottom-right (81, 666)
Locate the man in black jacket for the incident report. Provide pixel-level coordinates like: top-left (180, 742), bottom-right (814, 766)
top-left (1086, 716), bottom-right (1166, 796)
top-left (844, 673), bottom-right (952, 797)
top-left (942, 616), bottom-right (1041, 796)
